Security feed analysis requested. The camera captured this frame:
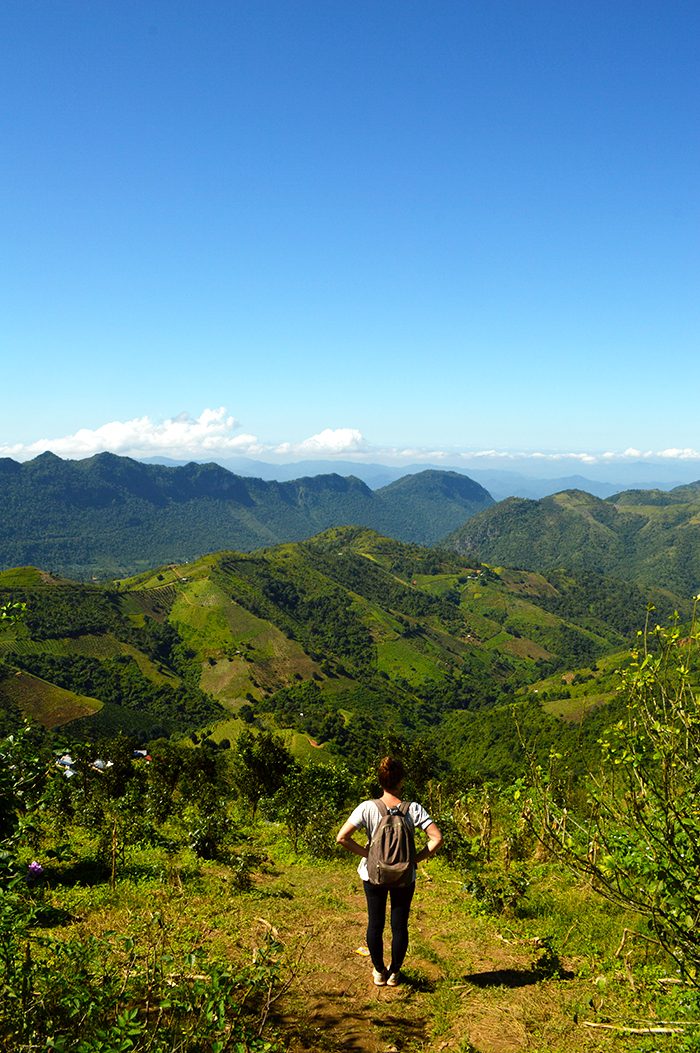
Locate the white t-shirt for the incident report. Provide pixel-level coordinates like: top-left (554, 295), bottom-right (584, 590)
top-left (346, 799), bottom-right (434, 883)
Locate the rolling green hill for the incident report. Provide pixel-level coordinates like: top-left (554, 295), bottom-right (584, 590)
top-left (443, 484), bottom-right (700, 596)
top-left (0, 669), bottom-right (103, 728)
top-left (0, 452), bottom-right (493, 580)
top-left (0, 528), bottom-right (688, 777)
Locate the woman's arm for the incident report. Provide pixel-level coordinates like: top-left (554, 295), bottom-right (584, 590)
top-left (415, 821), bottom-right (443, 864)
top-left (336, 820), bottom-right (369, 859)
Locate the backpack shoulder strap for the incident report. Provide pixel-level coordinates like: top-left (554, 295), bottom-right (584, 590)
top-left (373, 798), bottom-right (388, 816)
top-left (397, 801), bottom-right (411, 817)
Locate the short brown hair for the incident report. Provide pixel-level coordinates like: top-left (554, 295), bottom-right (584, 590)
top-left (377, 756), bottom-right (405, 791)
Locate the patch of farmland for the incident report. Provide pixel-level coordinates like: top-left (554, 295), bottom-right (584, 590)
top-left (500, 635), bottom-right (553, 659)
top-left (543, 692), bottom-right (612, 722)
top-left (247, 627), bottom-right (320, 692)
top-left (0, 567), bottom-right (49, 586)
top-left (376, 637), bottom-right (444, 682)
top-left (222, 601), bottom-right (271, 639)
top-left (2, 636), bottom-right (70, 657)
top-left (63, 633), bottom-right (133, 659)
top-left (420, 574), bottom-right (461, 596)
top-left (0, 670), bottom-right (102, 728)
top-left (200, 657), bottom-right (256, 707)
top-left (458, 610), bottom-right (503, 641)
top-left (172, 602), bottom-right (234, 656)
top-left (184, 579), bottom-right (227, 608)
top-left (120, 586), bottom-right (176, 623)
top-left (277, 727), bottom-right (335, 763)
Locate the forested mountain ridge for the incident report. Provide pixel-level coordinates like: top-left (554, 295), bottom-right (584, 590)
top-left (443, 484), bottom-right (700, 596)
top-left (0, 528), bottom-right (688, 778)
top-left (0, 452), bottom-right (493, 579)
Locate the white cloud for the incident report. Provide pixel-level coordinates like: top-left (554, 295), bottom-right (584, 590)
top-left (272, 428), bottom-right (370, 457)
top-left (454, 449), bottom-right (599, 464)
top-left (658, 447), bottom-right (700, 460)
top-left (299, 427), bottom-right (368, 454)
top-left (0, 411), bottom-right (377, 463)
top-left (0, 408), bottom-right (260, 461)
top-left (2, 409), bottom-right (700, 475)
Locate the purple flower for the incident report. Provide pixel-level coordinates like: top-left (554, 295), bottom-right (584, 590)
top-left (27, 861), bottom-right (44, 881)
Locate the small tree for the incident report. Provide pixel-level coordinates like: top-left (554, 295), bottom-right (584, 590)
top-left (0, 604), bottom-right (48, 875)
top-left (278, 761), bottom-right (353, 855)
top-left (532, 604), bottom-right (700, 975)
top-left (232, 729), bottom-right (293, 818)
top-left (0, 726), bottom-right (49, 870)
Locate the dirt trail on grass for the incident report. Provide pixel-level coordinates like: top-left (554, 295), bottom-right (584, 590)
top-left (249, 863), bottom-right (606, 1053)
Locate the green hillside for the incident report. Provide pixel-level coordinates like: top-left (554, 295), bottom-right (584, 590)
top-left (0, 573), bottom-right (225, 740)
top-left (0, 669), bottom-right (102, 728)
top-left (0, 452), bottom-right (493, 580)
top-left (0, 527), bottom-right (687, 778)
top-left (4, 586), bottom-right (700, 1053)
top-left (443, 483), bottom-right (700, 596)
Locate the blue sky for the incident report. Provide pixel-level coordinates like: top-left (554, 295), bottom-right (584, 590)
top-left (2, 1), bottom-right (699, 475)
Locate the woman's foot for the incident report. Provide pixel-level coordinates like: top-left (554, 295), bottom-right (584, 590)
top-left (372, 967), bottom-right (388, 985)
top-left (386, 971), bottom-right (400, 986)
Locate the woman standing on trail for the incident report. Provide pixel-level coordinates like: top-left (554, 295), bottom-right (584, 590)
top-left (336, 757), bottom-right (443, 987)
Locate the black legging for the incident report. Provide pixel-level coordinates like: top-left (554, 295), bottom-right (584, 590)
top-left (363, 881), bottom-right (415, 974)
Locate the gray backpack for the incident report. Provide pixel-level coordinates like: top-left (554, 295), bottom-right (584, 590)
top-left (366, 799), bottom-right (416, 887)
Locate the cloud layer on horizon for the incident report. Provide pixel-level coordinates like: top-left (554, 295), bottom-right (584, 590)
top-left (2, 408), bottom-right (699, 469)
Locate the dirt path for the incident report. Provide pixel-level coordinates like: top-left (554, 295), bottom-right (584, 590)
top-left (245, 860), bottom-right (616, 1053)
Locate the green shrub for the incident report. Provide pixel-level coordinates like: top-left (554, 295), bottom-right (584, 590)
top-left (275, 761), bottom-right (353, 858)
top-left (0, 922), bottom-right (283, 1052)
top-left (531, 605), bottom-right (700, 976)
top-left (464, 860), bottom-right (530, 916)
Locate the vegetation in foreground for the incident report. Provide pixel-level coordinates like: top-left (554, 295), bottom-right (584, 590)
top-left (2, 545), bottom-right (700, 1050)
top-left (1, 593), bottom-right (700, 1052)
top-left (3, 716), bottom-right (700, 1053)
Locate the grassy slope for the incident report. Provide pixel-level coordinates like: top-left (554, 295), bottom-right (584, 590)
top-left (118, 530), bottom-right (658, 776)
top-left (0, 566), bottom-right (55, 587)
top-left (0, 669), bottom-right (102, 727)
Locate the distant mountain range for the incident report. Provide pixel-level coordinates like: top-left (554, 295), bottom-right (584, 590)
top-left (142, 455), bottom-right (694, 502)
top-left (443, 484), bottom-right (700, 597)
top-left (0, 452), bottom-right (493, 580)
top-left (5, 451), bottom-right (700, 597)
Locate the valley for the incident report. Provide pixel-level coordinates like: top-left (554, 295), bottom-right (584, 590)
top-left (1, 525), bottom-right (684, 777)
top-left (2, 475), bottom-right (700, 1053)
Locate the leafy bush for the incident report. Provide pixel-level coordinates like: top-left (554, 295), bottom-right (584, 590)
top-left (0, 724), bottom-right (51, 877)
top-left (425, 806), bottom-right (475, 869)
top-left (232, 730), bottom-right (294, 818)
top-left (275, 761), bottom-right (353, 858)
top-left (464, 861), bottom-right (530, 915)
top-left (531, 605), bottom-right (700, 976)
top-left (228, 848), bottom-right (269, 891)
top-left (0, 916), bottom-right (283, 1052)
